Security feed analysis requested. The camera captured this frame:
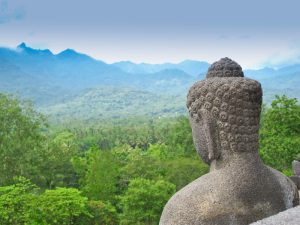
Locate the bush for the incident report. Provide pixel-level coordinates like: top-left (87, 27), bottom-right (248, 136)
top-left (0, 177), bottom-right (38, 225)
top-left (260, 95), bottom-right (300, 174)
top-left (0, 178), bottom-right (91, 225)
top-left (120, 178), bottom-right (176, 225)
top-left (80, 200), bottom-right (119, 225)
top-left (35, 188), bottom-right (91, 225)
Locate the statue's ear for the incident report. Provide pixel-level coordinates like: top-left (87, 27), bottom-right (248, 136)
top-left (199, 109), bottom-right (220, 161)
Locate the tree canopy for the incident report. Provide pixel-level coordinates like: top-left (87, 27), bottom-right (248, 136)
top-left (260, 95), bottom-right (300, 174)
top-left (1, 92), bottom-right (299, 224)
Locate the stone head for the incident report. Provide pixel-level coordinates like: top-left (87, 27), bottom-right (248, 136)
top-left (187, 58), bottom-right (262, 164)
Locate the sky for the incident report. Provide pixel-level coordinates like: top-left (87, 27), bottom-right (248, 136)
top-left (0, 0), bottom-right (300, 69)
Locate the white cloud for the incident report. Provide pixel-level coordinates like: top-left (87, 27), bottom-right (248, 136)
top-left (258, 45), bottom-right (300, 69)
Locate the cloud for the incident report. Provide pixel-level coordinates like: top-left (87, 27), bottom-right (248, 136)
top-left (0, 0), bottom-right (25, 24)
top-left (258, 45), bottom-right (300, 69)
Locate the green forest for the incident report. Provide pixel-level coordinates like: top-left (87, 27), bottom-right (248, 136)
top-left (0, 93), bottom-right (300, 225)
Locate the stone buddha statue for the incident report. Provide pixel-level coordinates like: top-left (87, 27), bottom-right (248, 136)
top-left (159, 58), bottom-right (299, 225)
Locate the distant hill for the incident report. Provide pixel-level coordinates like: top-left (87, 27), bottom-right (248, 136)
top-left (244, 67), bottom-right (300, 103)
top-left (40, 86), bottom-right (185, 123)
top-left (113, 60), bottom-right (209, 77)
top-left (0, 43), bottom-right (299, 122)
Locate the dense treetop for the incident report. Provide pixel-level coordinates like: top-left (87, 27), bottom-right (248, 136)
top-left (0, 93), bottom-right (299, 224)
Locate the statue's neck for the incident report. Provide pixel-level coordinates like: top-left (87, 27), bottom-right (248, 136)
top-left (209, 151), bottom-right (263, 172)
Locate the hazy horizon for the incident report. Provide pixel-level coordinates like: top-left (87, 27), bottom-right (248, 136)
top-left (2, 42), bottom-right (300, 71)
top-left (1, 0), bottom-right (300, 69)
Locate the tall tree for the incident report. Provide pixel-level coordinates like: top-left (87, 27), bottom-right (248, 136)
top-left (39, 131), bottom-right (78, 189)
top-left (260, 95), bottom-right (300, 174)
top-left (0, 93), bottom-right (47, 185)
top-left (73, 147), bottom-right (120, 201)
top-left (120, 178), bottom-right (176, 225)
top-left (164, 116), bottom-right (197, 157)
top-left (0, 177), bottom-right (38, 225)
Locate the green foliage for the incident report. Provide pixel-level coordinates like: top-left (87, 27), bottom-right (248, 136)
top-left (0, 177), bottom-right (91, 225)
top-left (38, 131), bottom-right (78, 189)
top-left (260, 95), bottom-right (300, 174)
top-left (42, 86), bottom-right (185, 123)
top-left (165, 158), bottom-right (209, 190)
top-left (5, 93), bottom-right (300, 224)
top-left (118, 149), bottom-right (166, 193)
top-left (4, 92), bottom-right (300, 225)
top-left (120, 178), bottom-right (176, 225)
top-left (147, 143), bottom-right (170, 160)
top-left (164, 116), bottom-right (197, 157)
top-left (0, 177), bottom-right (38, 225)
top-left (261, 95), bottom-right (300, 136)
top-left (260, 135), bottom-right (300, 173)
top-left (80, 200), bottom-right (119, 225)
top-left (0, 93), bottom-right (78, 189)
top-left (35, 188), bottom-right (90, 225)
top-left (111, 144), bottom-right (136, 166)
top-left (73, 147), bottom-right (120, 201)
top-left (0, 93), bottom-right (47, 185)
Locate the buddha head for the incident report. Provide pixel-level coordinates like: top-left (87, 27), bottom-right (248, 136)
top-left (187, 58), bottom-right (262, 164)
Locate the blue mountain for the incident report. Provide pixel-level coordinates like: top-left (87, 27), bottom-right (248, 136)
top-left (0, 43), bottom-right (195, 104)
top-left (113, 60), bottom-right (209, 77)
top-left (17, 42), bottom-right (53, 56)
top-left (0, 43), bottom-right (299, 121)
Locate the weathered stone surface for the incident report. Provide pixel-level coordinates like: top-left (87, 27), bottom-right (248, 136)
top-left (250, 206), bottom-right (300, 225)
top-left (290, 176), bottom-right (300, 189)
top-left (292, 160), bottom-right (300, 176)
top-left (206, 57), bottom-right (244, 78)
top-left (159, 58), bottom-right (299, 225)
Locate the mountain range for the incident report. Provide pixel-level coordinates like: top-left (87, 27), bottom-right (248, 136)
top-left (0, 43), bottom-right (299, 122)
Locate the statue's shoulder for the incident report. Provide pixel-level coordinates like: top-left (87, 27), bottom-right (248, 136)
top-left (160, 172), bottom-right (221, 225)
top-left (164, 172), bottom-right (215, 206)
top-left (159, 166), bottom-right (299, 225)
top-left (266, 166), bottom-right (299, 207)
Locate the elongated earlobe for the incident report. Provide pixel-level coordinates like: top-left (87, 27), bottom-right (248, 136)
top-left (199, 109), bottom-right (220, 161)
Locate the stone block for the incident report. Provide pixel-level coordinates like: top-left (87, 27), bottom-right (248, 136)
top-left (290, 176), bottom-right (300, 189)
top-left (292, 160), bottom-right (300, 175)
top-left (250, 206), bottom-right (300, 225)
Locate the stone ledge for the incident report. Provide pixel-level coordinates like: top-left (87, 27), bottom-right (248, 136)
top-left (289, 176), bottom-right (300, 189)
top-left (250, 206), bottom-right (300, 225)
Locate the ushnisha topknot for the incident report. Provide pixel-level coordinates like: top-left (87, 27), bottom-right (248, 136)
top-left (206, 57), bottom-right (244, 78)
